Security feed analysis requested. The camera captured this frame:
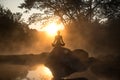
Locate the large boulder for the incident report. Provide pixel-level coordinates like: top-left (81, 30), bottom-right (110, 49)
top-left (45, 47), bottom-right (87, 80)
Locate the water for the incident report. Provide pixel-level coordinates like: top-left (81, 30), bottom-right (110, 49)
top-left (0, 63), bottom-right (53, 80)
top-left (0, 63), bottom-right (115, 80)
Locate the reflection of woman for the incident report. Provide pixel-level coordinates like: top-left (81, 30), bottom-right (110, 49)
top-left (52, 31), bottom-right (65, 47)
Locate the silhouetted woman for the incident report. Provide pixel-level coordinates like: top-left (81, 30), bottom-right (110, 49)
top-left (52, 31), bottom-right (65, 47)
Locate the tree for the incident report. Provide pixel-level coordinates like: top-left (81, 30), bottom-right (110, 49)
top-left (0, 5), bottom-right (39, 54)
top-left (19, 0), bottom-right (120, 25)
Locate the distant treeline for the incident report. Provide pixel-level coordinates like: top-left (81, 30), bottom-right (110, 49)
top-left (0, 6), bottom-right (42, 54)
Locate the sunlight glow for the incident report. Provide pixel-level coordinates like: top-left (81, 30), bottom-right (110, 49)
top-left (37, 65), bottom-right (53, 77)
top-left (44, 22), bottom-right (64, 36)
top-left (29, 16), bottom-right (64, 37)
top-left (26, 64), bottom-right (53, 80)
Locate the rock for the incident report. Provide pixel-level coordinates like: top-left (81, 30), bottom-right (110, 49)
top-left (73, 49), bottom-right (89, 63)
top-left (45, 47), bottom-right (88, 80)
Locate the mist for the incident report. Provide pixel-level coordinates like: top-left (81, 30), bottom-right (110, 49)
top-left (0, 4), bottom-right (120, 80)
top-left (62, 20), bottom-right (120, 57)
top-left (0, 10), bottom-right (120, 57)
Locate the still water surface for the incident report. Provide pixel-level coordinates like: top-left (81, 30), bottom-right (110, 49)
top-left (0, 63), bottom-right (53, 80)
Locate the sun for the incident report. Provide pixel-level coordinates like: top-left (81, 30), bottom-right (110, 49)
top-left (29, 16), bottom-right (64, 36)
top-left (44, 22), bottom-right (64, 36)
top-left (45, 23), bottom-right (59, 35)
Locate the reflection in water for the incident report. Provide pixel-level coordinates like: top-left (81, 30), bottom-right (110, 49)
top-left (0, 64), bottom-right (53, 80)
top-left (26, 64), bottom-right (53, 80)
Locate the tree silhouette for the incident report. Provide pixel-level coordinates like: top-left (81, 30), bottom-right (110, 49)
top-left (0, 5), bottom-right (39, 54)
top-left (20, 0), bottom-right (120, 24)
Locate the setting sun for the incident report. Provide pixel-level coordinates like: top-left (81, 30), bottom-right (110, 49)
top-left (44, 22), bottom-right (64, 36)
top-left (29, 16), bottom-right (64, 36)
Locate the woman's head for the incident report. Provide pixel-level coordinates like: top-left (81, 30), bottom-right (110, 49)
top-left (57, 31), bottom-right (60, 35)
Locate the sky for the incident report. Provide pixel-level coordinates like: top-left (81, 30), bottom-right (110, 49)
top-left (0, 0), bottom-right (24, 13)
top-left (0, 0), bottom-right (41, 22)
